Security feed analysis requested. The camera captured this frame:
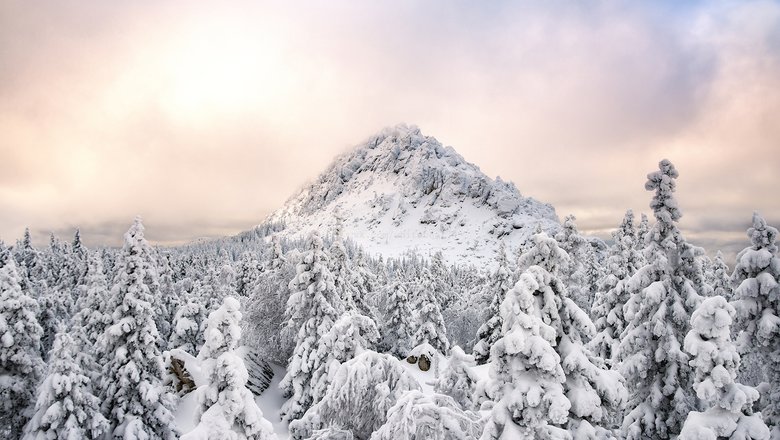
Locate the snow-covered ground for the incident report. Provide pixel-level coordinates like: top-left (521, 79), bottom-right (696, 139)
top-left (255, 364), bottom-right (290, 439)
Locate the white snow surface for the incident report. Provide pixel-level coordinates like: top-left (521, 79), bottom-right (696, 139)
top-left (262, 124), bottom-right (560, 266)
top-left (175, 363), bottom-right (291, 439)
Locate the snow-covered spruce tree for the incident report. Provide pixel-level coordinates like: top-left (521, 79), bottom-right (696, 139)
top-left (22, 330), bottom-right (109, 440)
top-left (203, 263), bottom-right (236, 312)
top-left (411, 267), bottom-right (450, 355)
top-left (349, 249), bottom-right (378, 319)
top-left (730, 212), bottom-right (780, 429)
top-left (517, 231), bottom-right (570, 276)
top-left (289, 351), bottom-right (421, 440)
top-left (618, 159), bottom-right (703, 439)
top-left (580, 244), bottom-right (605, 312)
top-left (679, 296), bottom-right (769, 440)
top-left (310, 311), bottom-right (380, 404)
top-left (171, 300), bottom-right (208, 355)
top-left (708, 250), bottom-right (732, 300)
top-left (483, 235), bottom-right (626, 439)
top-left (636, 213), bottom-right (650, 251)
top-left (156, 253), bottom-right (180, 346)
top-left (43, 233), bottom-right (67, 292)
top-left (279, 231), bottom-right (344, 422)
top-left (479, 266), bottom-right (570, 439)
top-left (244, 237), bottom-right (295, 366)
top-left (329, 233), bottom-right (357, 311)
top-left (372, 390), bottom-right (483, 439)
top-left (433, 346), bottom-right (479, 410)
top-left (555, 215), bottom-right (591, 311)
top-left (235, 251), bottom-right (261, 298)
top-left (0, 255), bottom-right (44, 438)
top-left (14, 227), bottom-right (46, 293)
top-left (97, 218), bottom-right (177, 440)
top-left (590, 210), bottom-right (644, 365)
top-left (473, 242), bottom-right (513, 365)
top-left (71, 252), bottom-right (112, 379)
top-left (184, 297), bottom-right (275, 440)
top-left (38, 286), bottom-right (71, 359)
top-left (72, 253), bottom-right (111, 344)
top-left (268, 234), bottom-right (285, 271)
top-left (198, 295), bottom-right (242, 361)
top-left (443, 279), bottom-right (489, 354)
top-left (381, 268), bottom-right (414, 358)
top-left (429, 251), bottom-right (453, 310)
top-left (61, 229), bottom-right (88, 304)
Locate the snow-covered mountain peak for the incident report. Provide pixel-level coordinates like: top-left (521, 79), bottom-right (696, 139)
top-left (264, 124), bottom-right (560, 265)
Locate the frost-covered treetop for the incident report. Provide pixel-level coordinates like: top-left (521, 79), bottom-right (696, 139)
top-left (125, 216), bottom-right (150, 254)
top-left (732, 212), bottom-right (780, 302)
top-left (199, 296), bottom-right (243, 360)
top-left (688, 296), bottom-right (734, 349)
top-left (645, 159), bottom-right (681, 228)
top-left (518, 232), bottom-right (570, 276)
top-left (747, 211), bottom-right (778, 254)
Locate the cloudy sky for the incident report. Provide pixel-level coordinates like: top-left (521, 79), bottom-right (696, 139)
top-left (1, 1), bottom-right (779, 259)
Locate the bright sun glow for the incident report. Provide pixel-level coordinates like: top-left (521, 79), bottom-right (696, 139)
top-left (159, 20), bottom-right (291, 124)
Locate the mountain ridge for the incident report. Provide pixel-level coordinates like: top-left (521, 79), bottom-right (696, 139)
top-left (260, 124), bottom-right (561, 265)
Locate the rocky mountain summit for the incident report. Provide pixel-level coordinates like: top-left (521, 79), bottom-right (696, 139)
top-left (263, 124), bottom-right (560, 264)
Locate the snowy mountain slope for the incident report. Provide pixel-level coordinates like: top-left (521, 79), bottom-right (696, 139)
top-left (262, 124), bottom-right (560, 265)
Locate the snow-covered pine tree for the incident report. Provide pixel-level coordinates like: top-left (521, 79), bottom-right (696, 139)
top-left (171, 300), bottom-right (208, 355)
top-left (555, 215), bottom-right (592, 311)
top-left (184, 296), bottom-right (275, 440)
top-left (636, 213), bottom-right (650, 251)
top-left (244, 235), bottom-right (295, 365)
top-left (580, 244), bottom-right (605, 312)
top-left (479, 266), bottom-right (571, 439)
top-left (483, 233), bottom-right (626, 438)
top-left (381, 268), bottom-right (414, 358)
top-left (730, 212), bottom-right (780, 431)
top-left (590, 209), bottom-right (644, 365)
top-left (198, 296), bottom-right (242, 361)
top-left (14, 227), bottom-right (45, 292)
top-left (372, 390), bottom-right (484, 439)
top-left (473, 242), bottom-right (512, 365)
top-left (349, 249), bottom-right (378, 319)
top-left (0, 255), bottom-right (44, 439)
top-left (433, 346), bottom-right (479, 409)
top-left (268, 234), bottom-right (285, 271)
top-left (329, 233), bottom-right (357, 311)
top-left (156, 253), bottom-right (180, 346)
top-left (97, 218), bottom-right (177, 440)
top-left (279, 231), bottom-right (344, 422)
top-left (203, 263), bottom-right (236, 312)
top-left (517, 231), bottom-right (569, 276)
top-left (43, 233), bottom-right (67, 291)
top-left (411, 267), bottom-right (450, 355)
top-left (708, 250), bottom-right (732, 300)
top-left (38, 286), bottom-right (71, 359)
top-left (310, 311), bottom-right (380, 404)
top-left (22, 330), bottom-right (108, 440)
top-left (429, 251), bottom-right (452, 309)
top-left (71, 252), bottom-right (111, 379)
top-left (235, 251), bottom-right (260, 298)
top-left (65, 228), bottom-right (89, 300)
top-left (289, 351), bottom-right (421, 440)
top-left (618, 159), bottom-right (703, 439)
top-left (679, 296), bottom-right (769, 440)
